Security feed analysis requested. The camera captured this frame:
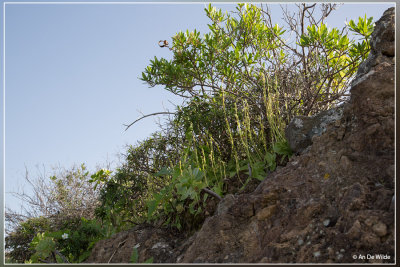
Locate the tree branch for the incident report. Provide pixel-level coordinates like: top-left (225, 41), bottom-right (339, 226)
top-left (202, 188), bottom-right (222, 201)
top-left (124, 112), bottom-right (175, 131)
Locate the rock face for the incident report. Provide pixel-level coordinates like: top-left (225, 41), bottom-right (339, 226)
top-left (285, 105), bottom-right (344, 154)
top-left (86, 8), bottom-right (395, 264)
top-left (179, 8), bottom-right (395, 263)
top-left (85, 224), bottom-right (188, 263)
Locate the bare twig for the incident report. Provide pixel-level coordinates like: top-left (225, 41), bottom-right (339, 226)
top-left (124, 112), bottom-right (175, 131)
top-left (202, 188), bottom-right (222, 201)
top-left (248, 163), bottom-right (252, 178)
top-left (108, 238), bottom-right (128, 263)
top-left (6, 164), bottom-right (101, 234)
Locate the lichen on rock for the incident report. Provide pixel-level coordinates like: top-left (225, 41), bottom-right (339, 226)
top-left (285, 105), bottom-right (345, 154)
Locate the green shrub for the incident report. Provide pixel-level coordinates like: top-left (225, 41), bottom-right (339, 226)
top-left (27, 217), bottom-right (110, 263)
top-left (137, 3), bottom-right (373, 231)
top-left (5, 216), bottom-right (52, 263)
top-left (5, 5), bottom-right (376, 262)
top-left (98, 3), bottom-right (374, 233)
top-left (95, 132), bottom-right (181, 229)
top-left (6, 165), bottom-right (110, 263)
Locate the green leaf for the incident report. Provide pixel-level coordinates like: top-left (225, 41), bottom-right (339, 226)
top-left (273, 140), bottom-right (291, 155)
top-left (144, 257), bottom-right (154, 264)
top-left (229, 171), bottom-right (237, 178)
top-left (155, 167), bottom-right (172, 176)
top-left (78, 251), bottom-right (91, 263)
top-left (299, 35), bottom-right (310, 46)
top-left (180, 187), bottom-right (196, 201)
top-left (33, 236), bottom-right (56, 260)
top-left (254, 174), bottom-right (265, 181)
top-left (147, 200), bottom-right (159, 218)
top-left (130, 247), bottom-right (139, 263)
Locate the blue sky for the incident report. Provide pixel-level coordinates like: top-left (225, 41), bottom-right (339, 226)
top-left (2, 2), bottom-right (395, 214)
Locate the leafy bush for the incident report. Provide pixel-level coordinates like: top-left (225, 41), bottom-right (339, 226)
top-left (142, 3), bottom-right (373, 119)
top-left (135, 3), bottom-right (374, 230)
top-left (99, 3), bottom-right (374, 232)
top-left (6, 165), bottom-right (108, 263)
top-left (6, 164), bottom-right (101, 228)
top-left (27, 217), bottom-right (110, 263)
top-left (95, 132), bottom-right (182, 230)
top-left (6, 3), bottom-right (375, 262)
top-left (5, 216), bottom-right (52, 263)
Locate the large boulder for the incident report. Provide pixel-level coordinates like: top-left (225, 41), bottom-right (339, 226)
top-left (285, 105), bottom-right (344, 154)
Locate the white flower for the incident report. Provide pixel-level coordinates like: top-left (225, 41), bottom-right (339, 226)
top-left (61, 233), bottom-right (69, 240)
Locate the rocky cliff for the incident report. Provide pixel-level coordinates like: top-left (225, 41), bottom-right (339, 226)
top-left (86, 7), bottom-right (395, 264)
